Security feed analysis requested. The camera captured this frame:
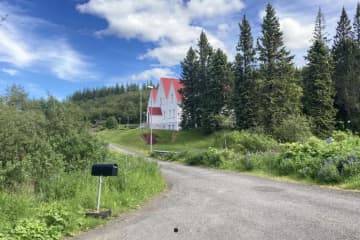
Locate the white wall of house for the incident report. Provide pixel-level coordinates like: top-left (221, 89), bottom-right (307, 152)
top-left (146, 78), bottom-right (183, 131)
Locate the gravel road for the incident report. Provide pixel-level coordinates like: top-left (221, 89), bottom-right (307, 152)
top-left (72, 144), bottom-right (360, 240)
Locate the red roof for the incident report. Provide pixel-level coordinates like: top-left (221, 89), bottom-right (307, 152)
top-left (148, 107), bottom-right (162, 115)
top-left (150, 89), bottom-right (158, 102)
top-left (160, 77), bottom-right (184, 103)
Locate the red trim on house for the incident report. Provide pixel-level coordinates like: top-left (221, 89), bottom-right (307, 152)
top-left (148, 107), bottom-right (162, 115)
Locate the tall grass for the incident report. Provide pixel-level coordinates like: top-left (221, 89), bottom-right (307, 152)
top-left (0, 153), bottom-right (165, 239)
top-left (97, 128), bottom-right (216, 152)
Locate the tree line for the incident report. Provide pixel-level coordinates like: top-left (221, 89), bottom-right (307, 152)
top-left (68, 83), bottom-right (154, 127)
top-left (69, 83), bottom-right (153, 102)
top-left (180, 3), bottom-right (360, 139)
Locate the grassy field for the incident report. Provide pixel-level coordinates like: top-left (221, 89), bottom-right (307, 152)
top-left (97, 128), bottom-right (216, 153)
top-left (0, 153), bottom-right (165, 239)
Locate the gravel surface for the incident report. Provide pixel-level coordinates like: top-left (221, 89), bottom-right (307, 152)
top-left (72, 144), bottom-right (360, 240)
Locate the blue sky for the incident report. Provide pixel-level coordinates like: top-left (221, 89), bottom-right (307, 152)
top-left (0, 0), bottom-right (358, 99)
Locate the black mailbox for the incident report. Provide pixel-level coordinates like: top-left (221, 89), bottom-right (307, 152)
top-left (91, 163), bottom-right (118, 176)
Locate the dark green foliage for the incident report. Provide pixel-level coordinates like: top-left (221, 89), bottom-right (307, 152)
top-left (332, 8), bottom-right (360, 132)
top-left (272, 114), bottom-right (313, 143)
top-left (313, 7), bottom-right (328, 42)
top-left (180, 32), bottom-right (233, 133)
top-left (303, 8), bottom-right (336, 137)
top-left (106, 116), bottom-right (118, 129)
top-left (354, 3), bottom-right (360, 44)
top-left (257, 3), bottom-right (302, 131)
top-left (234, 15), bottom-right (258, 129)
top-left (180, 47), bottom-right (199, 129)
top-left (69, 83), bottom-right (139, 101)
top-left (197, 31), bottom-right (213, 130)
top-left (202, 49), bottom-right (233, 132)
top-left (71, 90), bottom-right (149, 127)
top-left (0, 87), bottom-right (108, 188)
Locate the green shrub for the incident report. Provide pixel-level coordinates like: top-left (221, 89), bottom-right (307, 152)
top-left (317, 164), bottom-right (341, 183)
top-left (214, 131), bottom-right (277, 153)
top-left (106, 116), bottom-right (118, 129)
top-left (184, 152), bottom-right (204, 166)
top-left (233, 153), bottom-right (254, 171)
top-left (272, 114), bottom-right (313, 143)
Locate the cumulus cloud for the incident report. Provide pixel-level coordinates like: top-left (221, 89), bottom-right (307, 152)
top-left (77, 0), bottom-right (244, 66)
top-left (0, 2), bottom-right (95, 81)
top-left (130, 67), bottom-right (175, 81)
top-left (280, 17), bottom-right (313, 50)
top-left (1, 68), bottom-right (18, 76)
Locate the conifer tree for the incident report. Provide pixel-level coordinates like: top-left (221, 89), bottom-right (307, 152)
top-left (354, 3), bottom-right (360, 45)
top-left (303, 8), bottom-right (336, 137)
top-left (332, 7), bottom-right (359, 131)
top-left (257, 3), bottom-right (302, 131)
top-left (202, 48), bottom-right (232, 132)
top-left (234, 15), bottom-right (257, 129)
top-left (196, 31), bottom-right (213, 129)
top-left (180, 47), bottom-right (199, 129)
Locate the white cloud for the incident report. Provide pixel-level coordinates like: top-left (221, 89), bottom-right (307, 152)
top-left (280, 17), bottom-right (313, 50)
top-left (187, 0), bottom-right (244, 18)
top-left (130, 67), bottom-right (175, 81)
top-left (77, 0), bottom-right (244, 66)
top-left (1, 68), bottom-right (18, 76)
top-left (0, 2), bottom-right (95, 81)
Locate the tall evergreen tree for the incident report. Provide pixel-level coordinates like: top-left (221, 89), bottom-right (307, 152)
top-left (180, 47), bottom-right (199, 129)
top-left (202, 48), bottom-right (232, 132)
top-left (196, 31), bottom-right (213, 129)
top-left (303, 8), bottom-right (336, 137)
top-left (332, 7), bottom-right (360, 131)
top-left (234, 15), bottom-right (257, 129)
top-left (257, 3), bottom-right (302, 131)
top-left (354, 3), bottom-right (360, 45)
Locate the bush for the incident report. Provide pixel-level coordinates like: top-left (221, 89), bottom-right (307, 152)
top-left (106, 116), bottom-right (118, 129)
top-left (317, 164), bottom-right (341, 183)
top-left (272, 114), bottom-right (313, 143)
top-left (214, 131), bottom-right (277, 153)
top-left (233, 153), bottom-right (254, 171)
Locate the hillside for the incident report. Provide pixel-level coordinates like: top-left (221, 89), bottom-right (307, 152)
top-left (69, 85), bottom-right (151, 127)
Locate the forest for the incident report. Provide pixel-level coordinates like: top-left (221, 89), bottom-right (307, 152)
top-left (68, 83), bottom-right (152, 128)
top-left (180, 3), bottom-right (360, 140)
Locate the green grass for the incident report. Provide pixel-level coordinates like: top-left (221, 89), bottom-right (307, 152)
top-left (98, 128), bottom-right (360, 191)
top-left (97, 128), bottom-right (216, 152)
top-left (0, 153), bottom-right (165, 239)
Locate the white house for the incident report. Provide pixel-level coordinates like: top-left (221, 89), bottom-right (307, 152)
top-left (147, 77), bottom-right (183, 131)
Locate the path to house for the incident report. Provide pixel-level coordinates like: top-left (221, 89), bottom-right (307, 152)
top-left (73, 144), bottom-right (360, 240)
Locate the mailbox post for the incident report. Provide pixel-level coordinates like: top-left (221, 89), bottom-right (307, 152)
top-left (87, 163), bottom-right (118, 218)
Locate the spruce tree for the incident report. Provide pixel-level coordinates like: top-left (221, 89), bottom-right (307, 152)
top-left (180, 47), bottom-right (199, 129)
top-left (303, 8), bottom-right (336, 137)
top-left (196, 31), bottom-right (213, 129)
top-left (234, 15), bottom-right (257, 129)
top-left (201, 48), bottom-right (232, 132)
top-left (332, 7), bottom-right (359, 131)
top-left (257, 3), bottom-right (302, 131)
top-left (354, 3), bottom-right (360, 45)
